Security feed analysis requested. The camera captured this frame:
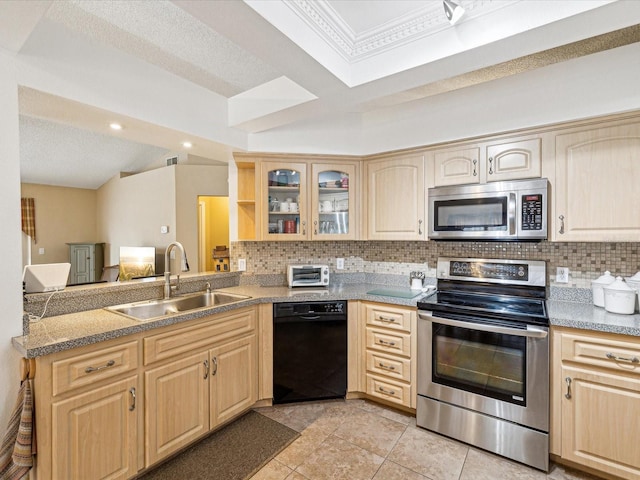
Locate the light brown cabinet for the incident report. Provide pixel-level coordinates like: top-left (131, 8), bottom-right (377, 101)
top-left (364, 153), bottom-right (426, 240)
top-left (145, 351), bottom-right (210, 466)
top-left (52, 376), bottom-right (139, 480)
top-left (552, 327), bottom-right (640, 480)
top-left (361, 302), bottom-right (416, 408)
top-left (261, 160), bottom-right (359, 241)
top-left (35, 338), bottom-right (141, 480)
top-left (32, 306), bottom-right (259, 480)
top-left (554, 121), bottom-right (640, 241)
top-left (143, 307), bottom-right (258, 466)
top-left (431, 137), bottom-right (541, 186)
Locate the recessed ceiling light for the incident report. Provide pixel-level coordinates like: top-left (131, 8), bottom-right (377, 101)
top-left (182, 141), bottom-right (193, 148)
top-left (109, 122), bottom-right (123, 130)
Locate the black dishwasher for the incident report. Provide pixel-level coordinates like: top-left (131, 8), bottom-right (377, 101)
top-left (273, 300), bottom-right (347, 404)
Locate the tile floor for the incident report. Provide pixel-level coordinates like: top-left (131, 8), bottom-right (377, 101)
top-left (250, 399), bottom-right (602, 480)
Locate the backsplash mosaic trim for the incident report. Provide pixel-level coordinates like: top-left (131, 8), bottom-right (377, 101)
top-left (230, 241), bottom-right (640, 287)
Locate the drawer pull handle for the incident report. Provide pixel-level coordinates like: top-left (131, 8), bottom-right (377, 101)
top-left (378, 362), bottom-right (396, 371)
top-left (129, 387), bottom-right (136, 411)
top-left (606, 352), bottom-right (639, 364)
top-left (378, 386), bottom-right (396, 396)
top-left (212, 356), bottom-right (218, 376)
top-left (378, 339), bottom-right (396, 346)
top-left (564, 377), bottom-right (572, 399)
top-left (85, 360), bottom-right (116, 373)
top-left (203, 359), bottom-right (210, 379)
top-left (378, 316), bottom-right (396, 323)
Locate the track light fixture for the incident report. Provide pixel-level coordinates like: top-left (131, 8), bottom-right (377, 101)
top-left (443, 0), bottom-right (465, 25)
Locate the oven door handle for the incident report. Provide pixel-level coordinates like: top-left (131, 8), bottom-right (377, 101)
top-left (418, 311), bottom-right (548, 339)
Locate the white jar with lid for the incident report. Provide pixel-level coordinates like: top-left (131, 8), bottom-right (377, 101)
top-left (603, 277), bottom-right (637, 315)
top-left (591, 271), bottom-right (615, 307)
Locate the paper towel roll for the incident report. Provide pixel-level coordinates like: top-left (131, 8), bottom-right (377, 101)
top-left (411, 278), bottom-right (423, 290)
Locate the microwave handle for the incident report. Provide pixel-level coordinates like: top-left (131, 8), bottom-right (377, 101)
top-left (508, 193), bottom-right (516, 235)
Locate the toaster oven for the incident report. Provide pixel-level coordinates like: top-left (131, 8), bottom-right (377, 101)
top-left (287, 264), bottom-right (330, 287)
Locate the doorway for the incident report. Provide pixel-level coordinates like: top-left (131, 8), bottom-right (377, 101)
top-left (197, 196), bottom-right (230, 273)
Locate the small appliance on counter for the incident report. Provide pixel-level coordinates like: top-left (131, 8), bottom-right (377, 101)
top-left (287, 264), bottom-right (329, 288)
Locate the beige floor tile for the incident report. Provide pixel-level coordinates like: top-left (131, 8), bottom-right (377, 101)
top-left (372, 460), bottom-right (429, 479)
top-left (459, 448), bottom-right (546, 480)
top-left (276, 428), bottom-right (331, 469)
top-left (296, 435), bottom-right (385, 480)
top-left (388, 426), bottom-right (468, 480)
top-left (355, 400), bottom-right (415, 426)
top-left (250, 459), bottom-right (293, 480)
top-left (286, 472), bottom-right (311, 480)
top-left (333, 410), bottom-right (407, 457)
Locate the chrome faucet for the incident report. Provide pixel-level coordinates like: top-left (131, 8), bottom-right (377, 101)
top-left (164, 241), bottom-right (189, 299)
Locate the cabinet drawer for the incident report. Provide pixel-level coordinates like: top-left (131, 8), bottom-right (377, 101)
top-left (366, 374), bottom-right (411, 407)
top-left (52, 341), bottom-right (139, 396)
top-left (561, 332), bottom-right (640, 375)
top-left (365, 327), bottom-right (411, 357)
top-left (364, 303), bottom-right (413, 332)
top-left (144, 307), bottom-right (256, 365)
top-left (366, 350), bottom-right (411, 382)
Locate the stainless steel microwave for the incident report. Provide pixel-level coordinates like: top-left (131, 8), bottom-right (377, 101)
top-left (428, 178), bottom-right (548, 241)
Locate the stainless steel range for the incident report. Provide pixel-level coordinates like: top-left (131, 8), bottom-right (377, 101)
top-left (416, 257), bottom-right (549, 471)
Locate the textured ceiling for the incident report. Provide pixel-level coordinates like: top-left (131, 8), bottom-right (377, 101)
top-left (3, 0), bottom-right (638, 189)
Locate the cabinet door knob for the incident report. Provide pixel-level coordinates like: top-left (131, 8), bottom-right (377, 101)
top-left (472, 159), bottom-right (477, 176)
top-left (488, 157), bottom-right (494, 175)
top-left (129, 387), bottom-right (136, 411)
top-left (203, 359), bottom-right (209, 379)
top-left (418, 219), bottom-right (423, 235)
top-left (212, 356), bottom-right (218, 376)
top-left (558, 215), bottom-right (565, 235)
top-left (564, 377), bottom-right (572, 399)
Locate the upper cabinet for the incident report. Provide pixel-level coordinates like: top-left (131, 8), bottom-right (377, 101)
top-left (431, 137), bottom-right (541, 186)
top-left (234, 154), bottom-right (360, 241)
top-left (553, 121), bottom-right (640, 241)
top-left (365, 153), bottom-right (426, 240)
top-left (261, 161), bottom-right (308, 241)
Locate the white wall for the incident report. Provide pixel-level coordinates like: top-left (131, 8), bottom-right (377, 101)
top-left (0, 50), bottom-right (26, 432)
top-left (96, 168), bottom-right (176, 267)
top-left (175, 165), bottom-right (229, 273)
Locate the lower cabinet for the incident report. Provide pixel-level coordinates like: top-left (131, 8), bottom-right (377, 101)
top-left (552, 327), bottom-right (640, 480)
top-left (145, 352), bottom-right (210, 466)
top-left (360, 302), bottom-right (416, 409)
top-left (33, 306), bottom-right (258, 480)
top-left (52, 376), bottom-right (139, 480)
top-left (143, 309), bottom-right (258, 468)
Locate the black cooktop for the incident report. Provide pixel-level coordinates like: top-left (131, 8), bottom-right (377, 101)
top-left (417, 290), bottom-right (548, 326)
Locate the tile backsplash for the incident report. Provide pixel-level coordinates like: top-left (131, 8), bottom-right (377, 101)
top-left (230, 241), bottom-right (640, 287)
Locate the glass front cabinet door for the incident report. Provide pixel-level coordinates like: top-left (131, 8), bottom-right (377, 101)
top-left (311, 163), bottom-right (357, 240)
top-left (262, 162), bottom-right (308, 240)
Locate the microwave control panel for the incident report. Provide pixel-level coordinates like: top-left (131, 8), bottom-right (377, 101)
top-left (521, 194), bottom-right (543, 230)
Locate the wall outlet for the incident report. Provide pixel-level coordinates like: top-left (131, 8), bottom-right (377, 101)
top-left (237, 258), bottom-right (246, 272)
top-left (38, 248), bottom-right (45, 255)
top-left (556, 267), bottom-right (569, 283)
top-left (336, 258), bottom-right (345, 270)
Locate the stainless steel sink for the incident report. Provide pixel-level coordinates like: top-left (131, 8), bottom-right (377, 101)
top-left (105, 291), bottom-right (251, 321)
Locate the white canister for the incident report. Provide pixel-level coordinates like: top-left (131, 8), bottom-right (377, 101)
top-left (603, 277), bottom-right (636, 315)
top-left (591, 271), bottom-right (615, 307)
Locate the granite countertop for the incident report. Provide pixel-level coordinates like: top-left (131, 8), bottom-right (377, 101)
top-left (13, 283), bottom-right (640, 358)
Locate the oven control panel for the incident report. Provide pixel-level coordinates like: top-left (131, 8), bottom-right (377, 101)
top-left (449, 260), bottom-right (528, 281)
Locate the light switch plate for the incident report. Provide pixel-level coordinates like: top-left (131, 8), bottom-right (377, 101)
top-left (336, 258), bottom-right (345, 270)
top-left (238, 258), bottom-right (246, 271)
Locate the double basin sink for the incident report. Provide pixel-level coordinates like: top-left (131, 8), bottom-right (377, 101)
top-left (105, 291), bottom-right (251, 321)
